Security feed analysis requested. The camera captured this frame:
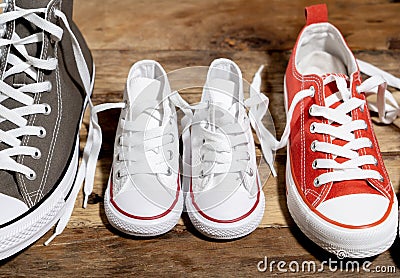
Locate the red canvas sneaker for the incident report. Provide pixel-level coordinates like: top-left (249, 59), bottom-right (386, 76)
top-left (280, 4), bottom-right (398, 258)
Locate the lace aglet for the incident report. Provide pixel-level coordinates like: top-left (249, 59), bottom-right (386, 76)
top-left (270, 166), bottom-right (277, 177)
top-left (83, 194), bottom-right (89, 209)
top-left (44, 233), bottom-right (58, 246)
top-left (256, 65), bottom-right (265, 75)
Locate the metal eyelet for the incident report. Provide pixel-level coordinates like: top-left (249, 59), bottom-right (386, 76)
top-left (310, 140), bottom-right (318, 152)
top-left (116, 170), bottom-right (122, 180)
top-left (310, 123), bottom-right (316, 133)
top-left (202, 138), bottom-right (206, 144)
top-left (116, 153), bottom-right (123, 162)
top-left (313, 178), bottom-right (320, 187)
top-left (246, 152), bottom-right (251, 161)
top-left (247, 168), bottom-right (254, 177)
top-left (199, 170), bottom-right (205, 179)
top-left (38, 127), bottom-right (47, 138)
top-left (166, 168), bottom-right (172, 176)
top-left (308, 105), bottom-right (314, 115)
top-left (309, 85), bottom-right (315, 97)
top-left (46, 81), bottom-right (52, 92)
top-left (169, 133), bottom-right (175, 144)
top-left (118, 136), bottom-right (123, 146)
top-left (200, 153), bottom-right (205, 162)
top-left (312, 160), bottom-right (318, 169)
top-left (123, 99), bottom-right (129, 110)
top-left (43, 104), bottom-right (51, 115)
top-left (50, 37), bottom-right (56, 45)
top-left (368, 139), bottom-right (373, 148)
top-left (168, 150), bottom-right (173, 161)
top-left (32, 149), bottom-right (41, 160)
top-left (26, 171), bottom-right (37, 181)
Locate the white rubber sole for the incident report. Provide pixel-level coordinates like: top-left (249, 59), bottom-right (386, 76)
top-left (286, 151), bottom-right (398, 258)
top-left (283, 76), bottom-right (398, 258)
top-left (185, 188), bottom-right (265, 240)
top-left (104, 184), bottom-right (183, 237)
top-left (0, 132), bottom-right (81, 260)
top-left (0, 65), bottom-right (95, 260)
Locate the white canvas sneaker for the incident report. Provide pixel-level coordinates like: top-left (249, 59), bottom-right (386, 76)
top-left (185, 58), bottom-right (277, 239)
top-left (82, 60), bottom-right (200, 236)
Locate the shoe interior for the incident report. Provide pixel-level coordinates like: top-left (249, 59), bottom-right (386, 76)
top-left (203, 59), bottom-right (242, 110)
top-left (127, 61), bottom-right (169, 130)
top-left (295, 23), bottom-right (357, 76)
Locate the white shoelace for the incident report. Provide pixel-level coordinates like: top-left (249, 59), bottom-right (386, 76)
top-left (0, 4), bottom-right (92, 244)
top-left (195, 66), bottom-right (278, 193)
top-left (246, 66), bottom-right (279, 177)
top-left (36, 9), bottom-right (91, 245)
top-left (276, 64), bottom-right (400, 187)
top-left (78, 91), bottom-right (206, 209)
top-left (357, 59), bottom-right (400, 124)
top-left (79, 67), bottom-right (278, 201)
top-left (0, 5), bottom-right (64, 180)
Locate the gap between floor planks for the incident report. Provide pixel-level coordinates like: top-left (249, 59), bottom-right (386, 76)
top-left (1, 227), bottom-right (400, 277)
top-left (57, 49), bottom-right (400, 229)
top-left (74, 0), bottom-right (400, 52)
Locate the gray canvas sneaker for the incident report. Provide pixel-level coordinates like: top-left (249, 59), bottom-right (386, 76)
top-left (0, 0), bottom-right (94, 259)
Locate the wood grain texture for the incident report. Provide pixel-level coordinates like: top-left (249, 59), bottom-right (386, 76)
top-left (66, 49), bottom-right (400, 229)
top-left (2, 0), bottom-right (400, 276)
top-left (1, 227), bottom-right (400, 277)
top-left (74, 0), bottom-right (400, 51)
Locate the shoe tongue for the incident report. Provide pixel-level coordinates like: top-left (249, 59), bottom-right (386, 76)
top-left (127, 77), bottom-right (163, 129)
top-left (4, 0), bottom-right (51, 86)
top-left (318, 73), bottom-right (381, 198)
top-left (208, 78), bottom-right (236, 110)
top-left (0, 0), bottom-right (49, 151)
top-left (208, 78), bottom-right (239, 126)
top-left (319, 73), bottom-right (350, 101)
top-left (15, 0), bottom-right (52, 9)
top-left (320, 73), bottom-right (349, 80)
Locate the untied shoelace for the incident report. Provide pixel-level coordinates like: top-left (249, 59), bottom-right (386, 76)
top-left (77, 66), bottom-right (280, 207)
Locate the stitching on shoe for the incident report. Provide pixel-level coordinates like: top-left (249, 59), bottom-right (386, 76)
top-left (355, 79), bottom-right (390, 196)
top-left (19, 2), bottom-right (60, 206)
top-left (304, 189), bottom-right (320, 198)
top-left (291, 55), bottom-right (333, 206)
top-left (313, 75), bottom-right (331, 207)
top-left (3, 1), bottom-right (32, 207)
top-left (36, 44), bottom-right (62, 201)
top-left (35, 0), bottom-right (62, 202)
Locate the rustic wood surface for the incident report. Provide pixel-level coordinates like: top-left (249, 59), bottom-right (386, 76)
top-left (2, 0), bottom-right (400, 276)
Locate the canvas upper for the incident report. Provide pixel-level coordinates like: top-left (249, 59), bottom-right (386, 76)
top-left (189, 59), bottom-right (262, 221)
top-left (185, 58), bottom-right (280, 240)
top-left (0, 0), bottom-right (93, 225)
top-left (109, 60), bottom-right (182, 219)
top-left (284, 4), bottom-right (396, 227)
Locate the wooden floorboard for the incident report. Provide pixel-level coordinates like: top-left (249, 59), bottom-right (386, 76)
top-left (1, 227), bottom-right (400, 277)
top-left (2, 0), bottom-right (400, 276)
top-left (74, 0), bottom-right (400, 51)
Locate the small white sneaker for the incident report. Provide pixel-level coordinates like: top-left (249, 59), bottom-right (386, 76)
top-left (185, 58), bottom-right (277, 239)
top-left (83, 60), bottom-right (198, 236)
top-left (106, 61), bottom-right (183, 236)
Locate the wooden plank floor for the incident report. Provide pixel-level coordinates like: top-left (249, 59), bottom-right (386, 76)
top-left (2, 0), bottom-right (400, 276)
